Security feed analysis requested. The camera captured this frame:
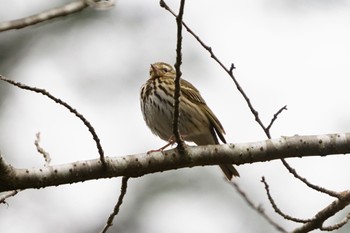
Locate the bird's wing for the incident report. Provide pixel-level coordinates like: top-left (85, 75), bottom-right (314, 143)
top-left (180, 79), bottom-right (226, 143)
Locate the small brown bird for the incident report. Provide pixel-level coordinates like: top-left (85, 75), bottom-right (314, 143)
top-left (140, 62), bottom-right (239, 180)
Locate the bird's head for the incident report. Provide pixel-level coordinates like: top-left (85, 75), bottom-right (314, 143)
top-left (150, 62), bottom-right (175, 78)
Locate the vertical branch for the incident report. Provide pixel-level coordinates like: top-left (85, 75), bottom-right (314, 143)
top-left (172, 0), bottom-right (186, 152)
top-left (100, 176), bottom-right (130, 233)
top-left (34, 132), bottom-right (52, 166)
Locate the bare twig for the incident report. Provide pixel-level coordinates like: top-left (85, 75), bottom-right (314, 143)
top-left (162, 2), bottom-right (300, 183)
top-left (159, 2), bottom-right (350, 231)
top-left (280, 159), bottom-right (340, 198)
top-left (160, 0), bottom-right (270, 137)
top-left (0, 1), bottom-right (88, 32)
top-left (292, 191), bottom-right (350, 233)
top-left (85, 0), bottom-right (115, 10)
top-left (171, 0), bottom-right (186, 152)
top-left (160, 0), bottom-right (289, 140)
top-left (231, 181), bottom-right (287, 233)
top-left (34, 132), bottom-right (51, 166)
top-left (263, 176), bottom-right (350, 232)
top-left (0, 75), bottom-right (106, 167)
top-left (0, 0), bottom-right (115, 32)
top-left (261, 177), bottom-right (310, 223)
top-left (0, 190), bottom-right (21, 204)
top-left (160, 0), bottom-right (293, 230)
top-left (266, 105), bottom-right (288, 132)
top-left (320, 212), bottom-right (350, 231)
top-left (100, 177), bottom-right (130, 233)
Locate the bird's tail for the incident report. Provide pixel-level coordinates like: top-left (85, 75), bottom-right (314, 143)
top-left (219, 164), bottom-right (240, 180)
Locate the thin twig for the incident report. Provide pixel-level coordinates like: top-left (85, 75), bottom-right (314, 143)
top-left (160, 0), bottom-right (269, 137)
top-left (320, 212), bottom-right (350, 231)
top-left (159, 1), bottom-right (312, 230)
top-left (261, 177), bottom-right (310, 223)
top-left (159, 3), bottom-right (344, 224)
top-left (280, 159), bottom-right (340, 198)
top-left (292, 191), bottom-right (350, 233)
top-left (0, 0), bottom-right (115, 32)
top-left (100, 177), bottom-right (130, 233)
top-left (166, 2), bottom-right (297, 185)
top-left (34, 132), bottom-right (51, 166)
top-left (0, 1), bottom-right (88, 32)
top-left (160, 0), bottom-right (295, 229)
top-left (231, 181), bottom-right (287, 233)
top-left (0, 75), bottom-right (106, 167)
top-left (85, 0), bottom-right (115, 10)
top-left (172, 0), bottom-right (186, 152)
top-left (0, 190), bottom-right (21, 204)
top-left (160, 4), bottom-right (350, 232)
top-left (266, 105), bottom-right (288, 132)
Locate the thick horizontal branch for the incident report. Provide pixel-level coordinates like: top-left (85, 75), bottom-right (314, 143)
top-left (1, 133), bottom-right (350, 192)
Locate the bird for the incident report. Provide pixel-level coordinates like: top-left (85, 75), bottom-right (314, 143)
top-left (140, 62), bottom-right (239, 180)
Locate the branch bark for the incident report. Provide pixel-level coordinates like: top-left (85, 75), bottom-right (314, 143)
top-left (0, 1), bottom-right (88, 32)
top-left (0, 0), bottom-right (115, 32)
top-left (292, 191), bottom-right (350, 233)
top-left (0, 133), bottom-right (349, 192)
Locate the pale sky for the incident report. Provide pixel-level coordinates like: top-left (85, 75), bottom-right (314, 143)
top-left (1, 1), bottom-right (350, 233)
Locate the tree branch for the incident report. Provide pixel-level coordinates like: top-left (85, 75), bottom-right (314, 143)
top-left (292, 191), bottom-right (350, 233)
top-left (34, 132), bottom-right (52, 167)
top-left (0, 0), bottom-right (115, 32)
top-left (280, 158), bottom-right (340, 198)
top-left (231, 181), bottom-right (287, 233)
top-left (0, 190), bottom-right (20, 204)
top-left (172, 0), bottom-right (186, 152)
top-left (266, 105), bottom-right (288, 132)
top-left (0, 133), bottom-right (349, 192)
top-left (0, 1), bottom-right (89, 32)
top-left (160, 0), bottom-right (270, 137)
top-left (320, 212), bottom-right (350, 231)
top-left (261, 177), bottom-right (310, 223)
top-left (0, 75), bottom-right (106, 167)
top-left (100, 176), bottom-right (130, 233)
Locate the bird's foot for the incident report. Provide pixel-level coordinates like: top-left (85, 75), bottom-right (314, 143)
top-left (147, 135), bottom-right (186, 154)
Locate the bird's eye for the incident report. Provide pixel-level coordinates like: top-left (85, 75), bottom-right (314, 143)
top-left (161, 66), bottom-right (170, 73)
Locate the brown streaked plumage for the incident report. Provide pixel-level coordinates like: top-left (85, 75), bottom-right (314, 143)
top-left (140, 62), bottom-right (239, 179)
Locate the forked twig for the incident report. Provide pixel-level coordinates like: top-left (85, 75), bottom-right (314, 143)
top-left (292, 191), bottom-right (350, 233)
top-left (160, 0), bottom-right (276, 137)
top-left (266, 105), bottom-right (288, 132)
top-left (160, 0), bottom-right (289, 140)
top-left (0, 75), bottom-right (106, 167)
top-left (159, 2), bottom-right (350, 232)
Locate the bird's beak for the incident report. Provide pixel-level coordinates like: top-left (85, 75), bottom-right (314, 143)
top-left (150, 64), bottom-right (156, 72)
top-left (150, 64), bottom-right (158, 77)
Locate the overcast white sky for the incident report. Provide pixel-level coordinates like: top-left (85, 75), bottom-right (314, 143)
top-left (1, 1), bottom-right (350, 233)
